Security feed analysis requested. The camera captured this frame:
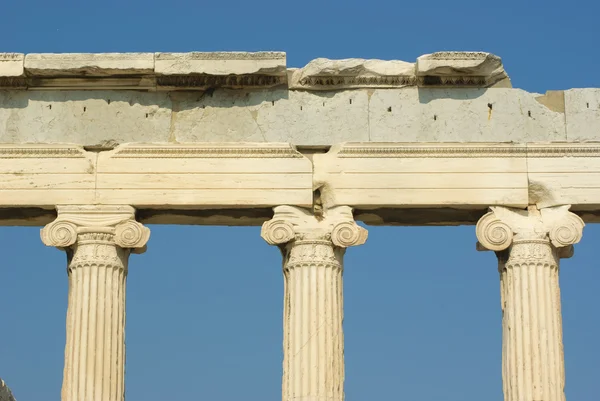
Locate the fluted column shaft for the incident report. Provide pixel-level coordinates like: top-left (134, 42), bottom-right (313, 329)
top-left (262, 206), bottom-right (367, 401)
top-left (477, 205), bottom-right (584, 401)
top-left (283, 237), bottom-right (345, 401)
top-left (42, 206), bottom-right (150, 401)
top-left (500, 240), bottom-right (564, 401)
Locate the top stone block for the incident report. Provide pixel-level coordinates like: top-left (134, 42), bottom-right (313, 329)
top-left (155, 52), bottom-right (286, 76)
top-left (0, 53), bottom-right (24, 77)
top-left (416, 51), bottom-right (510, 87)
top-left (24, 53), bottom-right (155, 76)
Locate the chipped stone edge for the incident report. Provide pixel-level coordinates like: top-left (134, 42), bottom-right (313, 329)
top-left (1, 51), bottom-right (512, 90)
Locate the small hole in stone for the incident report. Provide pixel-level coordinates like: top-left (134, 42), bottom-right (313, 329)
top-left (146, 113), bottom-right (149, 118)
top-left (83, 107), bottom-right (86, 112)
top-left (272, 101), bottom-right (275, 106)
top-left (434, 115), bottom-right (437, 121)
top-left (488, 103), bottom-right (493, 110)
top-left (323, 102), bottom-right (325, 107)
top-left (528, 110), bottom-right (531, 117)
top-left (300, 106), bottom-right (303, 111)
top-left (48, 104), bottom-right (52, 110)
top-left (349, 99), bottom-right (352, 105)
top-left (387, 106), bottom-right (392, 112)
top-left (108, 99), bottom-right (111, 105)
top-left (587, 103), bottom-right (590, 108)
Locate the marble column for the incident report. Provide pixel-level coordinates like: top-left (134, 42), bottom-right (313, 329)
top-left (476, 205), bottom-right (584, 401)
top-left (262, 205), bottom-right (367, 401)
top-left (41, 206), bottom-right (150, 401)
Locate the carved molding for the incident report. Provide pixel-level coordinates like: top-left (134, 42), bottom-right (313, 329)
top-left (0, 146), bottom-right (85, 158)
top-left (41, 205), bottom-right (150, 251)
top-left (475, 212), bottom-right (513, 251)
top-left (261, 219), bottom-right (295, 245)
top-left (261, 205), bottom-right (367, 248)
top-left (336, 144), bottom-right (600, 158)
top-left (476, 205), bottom-right (584, 253)
top-left (156, 51), bottom-right (286, 61)
top-left (112, 144), bottom-right (303, 159)
top-left (297, 75), bottom-right (416, 89)
top-left (426, 51), bottom-right (492, 60)
top-left (156, 74), bottom-right (285, 89)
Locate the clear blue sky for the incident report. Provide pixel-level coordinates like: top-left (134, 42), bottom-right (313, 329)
top-left (1, 1), bottom-right (599, 400)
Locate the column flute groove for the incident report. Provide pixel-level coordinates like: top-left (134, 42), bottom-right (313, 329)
top-left (262, 205), bottom-right (367, 401)
top-left (477, 205), bottom-right (584, 401)
top-left (42, 206), bottom-right (150, 401)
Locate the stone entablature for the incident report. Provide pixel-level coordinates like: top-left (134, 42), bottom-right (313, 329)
top-left (0, 50), bottom-right (598, 401)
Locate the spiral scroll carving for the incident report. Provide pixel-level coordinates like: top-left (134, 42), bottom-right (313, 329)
top-left (261, 219), bottom-right (295, 245)
top-left (549, 213), bottom-right (584, 247)
top-left (331, 221), bottom-right (368, 248)
top-left (41, 221), bottom-right (78, 248)
top-left (114, 220), bottom-right (150, 249)
top-left (476, 212), bottom-right (513, 251)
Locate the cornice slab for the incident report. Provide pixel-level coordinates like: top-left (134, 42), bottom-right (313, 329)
top-left (416, 51), bottom-right (510, 88)
top-left (24, 53), bottom-right (155, 76)
top-left (155, 52), bottom-right (286, 76)
top-left (0, 53), bottom-right (24, 77)
top-left (1, 51), bottom-right (513, 90)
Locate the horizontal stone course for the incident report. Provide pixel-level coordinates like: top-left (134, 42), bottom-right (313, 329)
top-left (0, 51), bottom-right (512, 90)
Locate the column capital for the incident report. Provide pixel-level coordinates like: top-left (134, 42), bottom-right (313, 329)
top-left (476, 205), bottom-right (584, 253)
top-left (261, 205), bottom-right (367, 248)
top-left (40, 205), bottom-right (150, 253)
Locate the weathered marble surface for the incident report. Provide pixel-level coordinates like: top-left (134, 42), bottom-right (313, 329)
top-left (155, 52), bottom-right (286, 75)
top-left (416, 51), bottom-right (510, 87)
top-left (0, 88), bottom-right (581, 146)
top-left (0, 54), bottom-right (23, 77)
top-left (24, 53), bottom-right (154, 76)
top-left (0, 379), bottom-right (16, 401)
top-left (288, 58), bottom-right (415, 90)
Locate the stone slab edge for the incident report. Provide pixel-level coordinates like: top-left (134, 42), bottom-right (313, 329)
top-left (0, 51), bottom-right (513, 90)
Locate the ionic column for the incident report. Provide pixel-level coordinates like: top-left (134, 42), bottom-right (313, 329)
top-left (476, 205), bottom-right (584, 401)
top-left (262, 206), bottom-right (367, 401)
top-left (41, 206), bottom-right (150, 401)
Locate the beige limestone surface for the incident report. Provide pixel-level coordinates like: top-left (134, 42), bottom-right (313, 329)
top-left (42, 206), bottom-right (149, 401)
top-left (155, 51), bottom-right (286, 76)
top-left (476, 205), bottom-right (584, 401)
top-left (416, 51), bottom-right (510, 87)
top-left (262, 205), bottom-right (366, 401)
top-left (0, 87), bottom-right (577, 146)
top-left (0, 54), bottom-right (23, 77)
top-left (2, 142), bottom-right (600, 218)
top-left (24, 53), bottom-right (155, 76)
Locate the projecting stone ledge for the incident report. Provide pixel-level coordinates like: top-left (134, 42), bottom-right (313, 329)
top-left (289, 51), bottom-right (511, 90)
top-left (0, 51), bottom-right (510, 90)
top-left (416, 52), bottom-right (511, 88)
